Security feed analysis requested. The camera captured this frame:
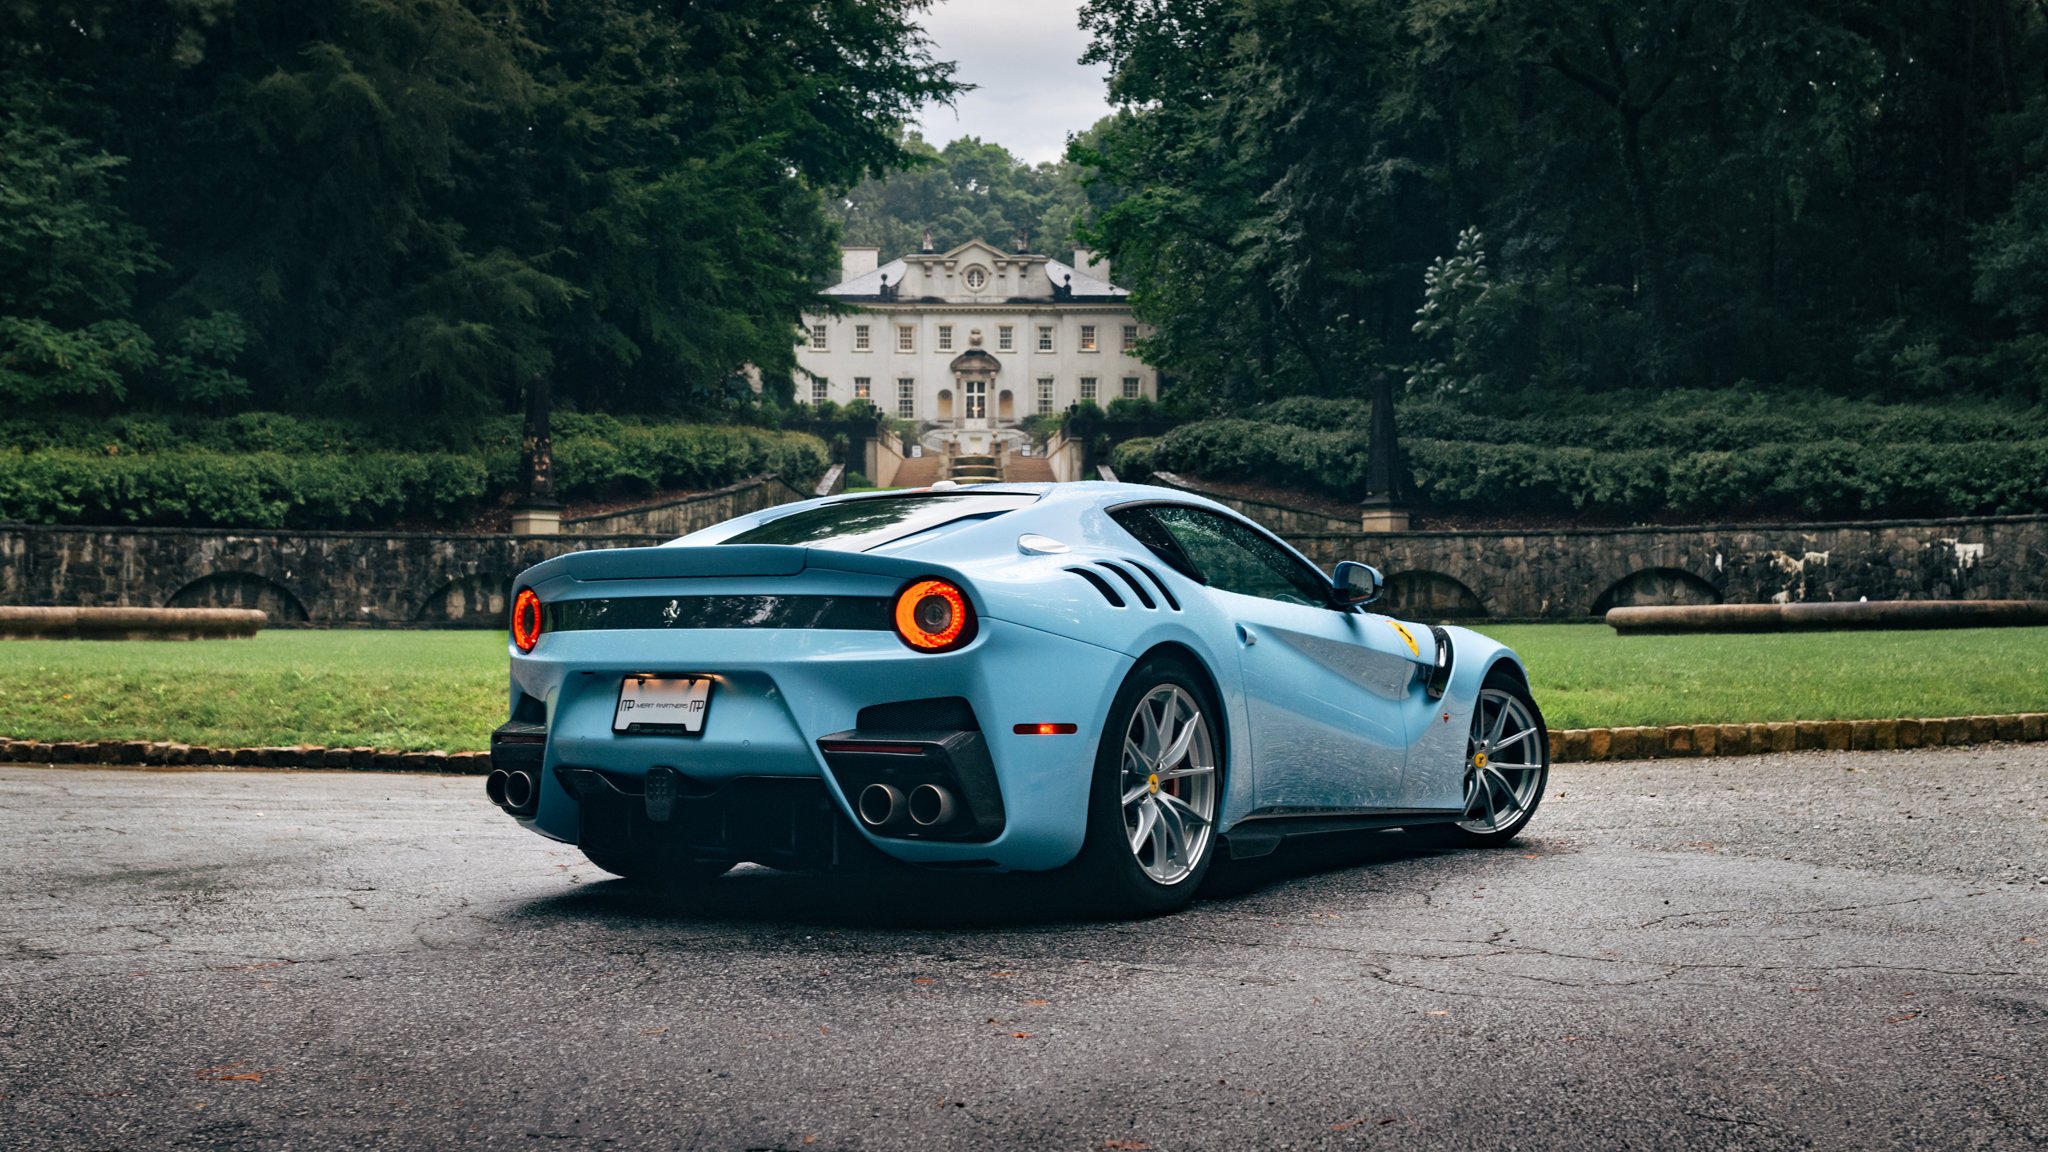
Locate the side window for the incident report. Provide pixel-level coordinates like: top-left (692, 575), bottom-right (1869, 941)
top-left (1147, 506), bottom-right (1331, 607)
top-left (1108, 506), bottom-right (1202, 582)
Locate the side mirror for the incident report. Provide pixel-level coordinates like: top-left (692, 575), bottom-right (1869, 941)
top-left (1332, 561), bottom-right (1382, 608)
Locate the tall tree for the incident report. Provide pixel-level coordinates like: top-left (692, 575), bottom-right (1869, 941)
top-left (1076, 0), bottom-right (2048, 408)
top-left (831, 132), bottom-right (1095, 261)
top-left (0, 0), bottom-right (961, 417)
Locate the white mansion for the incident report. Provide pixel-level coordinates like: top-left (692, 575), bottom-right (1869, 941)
top-left (796, 239), bottom-right (1153, 445)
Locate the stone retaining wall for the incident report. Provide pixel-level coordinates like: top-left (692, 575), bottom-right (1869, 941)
top-left (560, 473), bottom-right (815, 536)
top-left (6, 474), bottom-right (2047, 625)
top-left (0, 472), bottom-right (819, 628)
top-left (0, 527), bottom-right (668, 627)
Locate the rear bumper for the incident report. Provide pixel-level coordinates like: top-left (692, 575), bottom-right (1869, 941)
top-left (502, 617), bottom-right (1130, 872)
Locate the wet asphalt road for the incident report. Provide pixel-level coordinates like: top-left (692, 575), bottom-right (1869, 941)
top-left (0, 747), bottom-right (2043, 1152)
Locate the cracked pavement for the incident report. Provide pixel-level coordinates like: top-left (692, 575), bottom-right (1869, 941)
top-left (0, 745), bottom-right (2042, 1150)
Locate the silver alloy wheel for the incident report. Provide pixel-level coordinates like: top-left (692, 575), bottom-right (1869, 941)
top-left (1118, 684), bottom-right (1218, 885)
top-left (1459, 686), bottom-right (1545, 834)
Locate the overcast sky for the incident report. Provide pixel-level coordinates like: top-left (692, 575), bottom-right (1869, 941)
top-left (910, 0), bottom-right (1116, 164)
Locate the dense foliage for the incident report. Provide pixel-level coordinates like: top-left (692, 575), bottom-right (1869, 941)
top-left (830, 132), bottom-right (1102, 261)
top-left (1075, 0), bottom-right (2048, 408)
top-left (0, 0), bottom-right (958, 419)
top-left (1127, 393), bottom-right (2048, 520)
top-left (0, 414), bottom-right (826, 528)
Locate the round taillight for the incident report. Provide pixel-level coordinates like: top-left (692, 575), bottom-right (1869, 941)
top-left (511, 588), bottom-right (543, 653)
top-left (893, 578), bottom-right (974, 652)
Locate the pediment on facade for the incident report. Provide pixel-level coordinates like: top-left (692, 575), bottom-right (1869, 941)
top-left (948, 349), bottom-right (1002, 376)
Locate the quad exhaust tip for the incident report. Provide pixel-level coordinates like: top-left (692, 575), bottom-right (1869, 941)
top-left (908, 783), bottom-right (955, 827)
top-left (857, 783), bottom-right (904, 828)
top-left (501, 770), bottom-right (536, 811)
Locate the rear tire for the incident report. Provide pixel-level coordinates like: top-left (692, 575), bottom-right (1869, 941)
top-left (1417, 666), bottom-right (1548, 847)
top-left (1069, 653), bottom-right (1224, 917)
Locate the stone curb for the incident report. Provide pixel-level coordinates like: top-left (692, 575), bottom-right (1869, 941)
top-left (0, 740), bottom-right (489, 773)
top-left (6, 715), bottom-right (2046, 772)
top-left (1548, 713), bottom-right (2048, 763)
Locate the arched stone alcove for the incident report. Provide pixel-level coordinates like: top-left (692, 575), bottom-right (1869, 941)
top-left (1381, 570), bottom-right (1487, 619)
top-left (415, 573), bottom-right (514, 628)
top-left (1590, 567), bottom-right (1722, 615)
top-left (166, 572), bottom-right (311, 623)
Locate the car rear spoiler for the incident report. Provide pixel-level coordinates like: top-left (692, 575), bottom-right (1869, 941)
top-left (518, 544), bottom-right (810, 586)
top-left (515, 543), bottom-right (973, 590)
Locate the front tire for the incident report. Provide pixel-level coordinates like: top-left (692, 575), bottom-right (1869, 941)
top-left (1070, 654), bottom-right (1224, 916)
top-left (1425, 666), bottom-right (1548, 846)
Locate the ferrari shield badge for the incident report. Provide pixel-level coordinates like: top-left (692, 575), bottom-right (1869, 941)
top-left (1387, 619), bottom-right (1420, 656)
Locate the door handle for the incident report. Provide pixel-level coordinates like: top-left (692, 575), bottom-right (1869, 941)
top-left (1236, 624), bottom-right (1256, 647)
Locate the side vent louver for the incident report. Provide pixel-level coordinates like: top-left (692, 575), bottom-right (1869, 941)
top-left (1123, 559), bottom-right (1181, 611)
top-left (1066, 567), bottom-right (1125, 607)
top-left (1066, 559), bottom-right (1185, 611)
top-left (1095, 561), bottom-right (1155, 609)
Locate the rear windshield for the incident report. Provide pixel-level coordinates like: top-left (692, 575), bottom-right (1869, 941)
top-left (720, 493), bottom-right (1038, 552)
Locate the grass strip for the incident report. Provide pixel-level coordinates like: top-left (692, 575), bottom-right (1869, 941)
top-left (1491, 624), bottom-right (2048, 731)
top-left (0, 625), bottom-right (2043, 751)
top-left (0, 631), bottom-right (505, 752)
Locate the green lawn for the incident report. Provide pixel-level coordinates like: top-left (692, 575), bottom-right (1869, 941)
top-left (1492, 624), bottom-right (2048, 730)
top-left (0, 631), bottom-right (506, 752)
top-left (0, 625), bottom-right (2042, 752)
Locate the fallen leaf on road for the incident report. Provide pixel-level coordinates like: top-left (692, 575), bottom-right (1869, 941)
top-left (1010, 1032), bottom-right (1034, 1039)
top-left (1023, 999), bottom-right (1049, 1007)
top-left (1103, 1139), bottom-right (1149, 1149)
top-left (1426, 1010), bottom-right (1449, 1017)
top-left (197, 1063), bottom-right (268, 1082)
top-left (641, 1027), bottom-right (668, 1036)
top-left (1885, 1012), bottom-right (1920, 1024)
top-left (818, 1026), bottom-right (828, 1035)
top-left (989, 970), bottom-right (1016, 978)
top-left (913, 977), bottom-right (935, 985)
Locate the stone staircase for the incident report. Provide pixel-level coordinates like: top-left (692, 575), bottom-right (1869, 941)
top-left (1002, 455), bottom-right (1055, 483)
top-left (889, 453), bottom-right (946, 488)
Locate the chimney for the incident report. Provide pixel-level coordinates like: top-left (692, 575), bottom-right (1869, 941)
top-left (840, 246), bottom-right (879, 283)
top-left (1074, 247), bottom-right (1109, 285)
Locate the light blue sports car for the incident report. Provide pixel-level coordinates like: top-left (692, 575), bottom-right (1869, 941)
top-left (487, 482), bottom-right (1548, 914)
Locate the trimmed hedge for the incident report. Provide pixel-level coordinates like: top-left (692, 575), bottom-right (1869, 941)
top-left (0, 417), bottom-right (828, 529)
top-left (1147, 415), bottom-right (2048, 520)
top-left (1248, 393), bottom-right (2048, 448)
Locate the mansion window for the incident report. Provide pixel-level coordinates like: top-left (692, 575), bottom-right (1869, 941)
top-left (1037, 377), bottom-right (1054, 414)
top-left (964, 267), bottom-right (988, 291)
top-left (1122, 376), bottom-right (1141, 399)
top-left (937, 325), bottom-right (954, 351)
top-left (1079, 325), bottom-right (1097, 352)
top-left (853, 377), bottom-right (871, 401)
top-left (897, 378), bottom-right (916, 418)
top-left (854, 324), bottom-right (871, 351)
top-left (897, 325), bottom-right (914, 353)
top-left (997, 325), bottom-right (1015, 352)
top-left (1037, 325), bottom-right (1054, 352)
top-left (1122, 325), bottom-right (1139, 352)
top-left (811, 379), bottom-right (828, 404)
top-left (810, 324), bottom-right (828, 351)
top-left (1080, 376), bottom-right (1097, 403)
